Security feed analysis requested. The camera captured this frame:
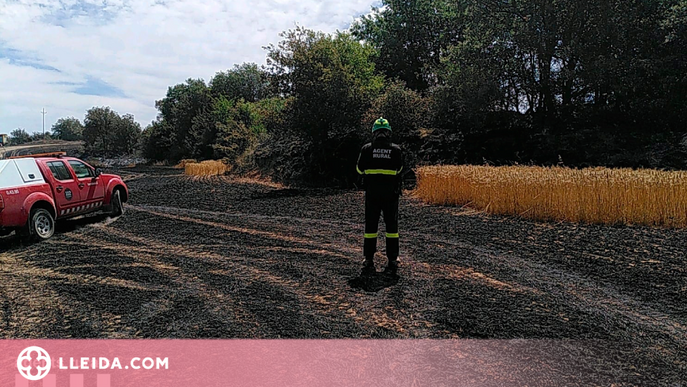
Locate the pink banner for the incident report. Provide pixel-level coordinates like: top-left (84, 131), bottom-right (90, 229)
top-left (0, 340), bottom-right (642, 386)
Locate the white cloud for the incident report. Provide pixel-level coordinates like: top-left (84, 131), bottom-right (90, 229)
top-left (0, 0), bottom-right (377, 134)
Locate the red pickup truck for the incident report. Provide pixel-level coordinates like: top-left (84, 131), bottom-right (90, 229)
top-left (0, 153), bottom-right (128, 241)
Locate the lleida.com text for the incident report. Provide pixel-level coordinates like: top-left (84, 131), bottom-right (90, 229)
top-left (58, 357), bottom-right (169, 370)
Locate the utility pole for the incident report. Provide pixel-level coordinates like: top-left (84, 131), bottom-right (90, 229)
top-left (41, 108), bottom-right (47, 139)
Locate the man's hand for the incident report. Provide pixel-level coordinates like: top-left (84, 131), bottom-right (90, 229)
top-left (355, 175), bottom-right (365, 190)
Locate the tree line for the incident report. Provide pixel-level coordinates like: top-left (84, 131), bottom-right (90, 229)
top-left (5, 117), bottom-right (87, 145)
top-left (6, 108), bottom-right (141, 157)
top-left (25, 0), bottom-right (687, 184)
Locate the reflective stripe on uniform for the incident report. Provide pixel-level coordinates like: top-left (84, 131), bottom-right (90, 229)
top-left (386, 233), bottom-right (399, 238)
top-left (364, 233), bottom-right (378, 238)
top-left (364, 169), bottom-right (398, 176)
top-left (356, 165), bottom-right (364, 175)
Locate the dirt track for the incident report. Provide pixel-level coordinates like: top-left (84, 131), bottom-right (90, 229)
top-left (0, 141), bottom-right (83, 159)
top-left (0, 166), bottom-right (685, 385)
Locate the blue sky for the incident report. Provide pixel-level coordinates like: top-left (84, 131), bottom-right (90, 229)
top-left (0, 0), bottom-right (379, 134)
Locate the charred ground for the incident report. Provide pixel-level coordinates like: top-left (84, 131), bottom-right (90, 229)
top-left (0, 166), bottom-right (685, 384)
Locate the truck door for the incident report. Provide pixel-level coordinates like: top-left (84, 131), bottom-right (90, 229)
top-left (67, 159), bottom-right (105, 206)
top-left (45, 160), bottom-right (83, 216)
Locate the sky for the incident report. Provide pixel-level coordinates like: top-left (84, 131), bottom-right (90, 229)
top-left (0, 0), bottom-right (380, 134)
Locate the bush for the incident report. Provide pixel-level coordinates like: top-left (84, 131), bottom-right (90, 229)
top-left (265, 28), bottom-right (384, 184)
top-left (364, 82), bottom-right (434, 168)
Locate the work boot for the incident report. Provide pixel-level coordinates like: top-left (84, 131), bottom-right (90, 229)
top-left (383, 259), bottom-right (399, 275)
top-left (361, 257), bottom-right (375, 273)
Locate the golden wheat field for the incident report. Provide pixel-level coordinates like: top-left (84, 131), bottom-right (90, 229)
top-left (415, 165), bottom-right (687, 228)
top-left (184, 160), bottom-right (230, 176)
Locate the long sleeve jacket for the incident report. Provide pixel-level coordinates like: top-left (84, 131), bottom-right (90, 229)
top-left (356, 137), bottom-right (404, 196)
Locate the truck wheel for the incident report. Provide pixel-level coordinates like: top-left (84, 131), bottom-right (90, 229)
top-left (29, 208), bottom-right (55, 241)
top-left (111, 189), bottom-right (124, 217)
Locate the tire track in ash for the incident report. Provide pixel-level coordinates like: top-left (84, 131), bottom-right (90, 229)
top-left (449, 234), bottom-right (685, 346)
top-left (406, 231), bottom-right (687, 376)
top-left (128, 203), bottom-right (687, 349)
top-left (135, 204), bottom-right (360, 229)
top-left (129, 200), bottom-right (685, 375)
top-left (98, 222), bottom-right (391, 337)
top-left (125, 204), bottom-right (444, 337)
top-left (131, 204), bottom-right (361, 252)
top-left (59, 232), bottom-right (265, 338)
top-left (480, 244), bottom-right (687, 381)
top-left (130, 202), bottom-right (672, 344)
top-left (415, 230), bottom-right (687, 333)
top-left (1, 224), bottom-right (265, 338)
top-left (132, 204), bottom-right (687, 343)
top-left (0, 239), bottom-right (136, 338)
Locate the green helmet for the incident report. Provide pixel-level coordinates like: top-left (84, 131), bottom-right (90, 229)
top-left (372, 117), bottom-right (391, 132)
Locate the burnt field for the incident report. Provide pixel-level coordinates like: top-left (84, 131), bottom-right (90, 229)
top-left (1, 166), bottom-right (685, 384)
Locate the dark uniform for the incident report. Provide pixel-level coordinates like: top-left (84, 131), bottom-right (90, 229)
top-left (356, 119), bottom-right (403, 273)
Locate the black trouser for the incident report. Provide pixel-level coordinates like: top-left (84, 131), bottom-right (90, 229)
top-left (364, 193), bottom-right (399, 261)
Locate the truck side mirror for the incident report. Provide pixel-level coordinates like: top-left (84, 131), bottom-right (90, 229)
top-left (95, 168), bottom-right (102, 177)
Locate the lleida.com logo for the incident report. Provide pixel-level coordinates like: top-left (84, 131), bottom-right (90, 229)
top-left (17, 346), bottom-right (52, 381)
top-left (16, 346), bottom-right (169, 386)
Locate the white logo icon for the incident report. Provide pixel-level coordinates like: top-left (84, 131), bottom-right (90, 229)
top-left (17, 346), bottom-right (52, 381)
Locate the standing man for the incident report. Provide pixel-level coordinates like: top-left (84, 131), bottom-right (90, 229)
top-left (356, 117), bottom-right (404, 275)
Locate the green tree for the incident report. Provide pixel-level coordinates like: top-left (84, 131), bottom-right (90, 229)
top-left (51, 117), bottom-right (84, 141)
top-left (209, 63), bottom-right (272, 102)
top-left (458, 0), bottom-right (677, 119)
top-left (83, 107), bottom-right (141, 156)
top-left (352, 0), bottom-right (466, 91)
top-left (212, 97), bottom-right (281, 165)
top-left (141, 121), bottom-right (173, 161)
top-left (9, 128), bottom-right (31, 145)
top-left (148, 75), bottom-right (279, 163)
top-left (83, 107), bottom-right (118, 155)
top-left (186, 96), bottom-right (252, 161)
top-left (212, 101), bottom-right (255, 164)
top-left (116, 114), bottom-right (143, 156)
top-left (435, 39), bottom-right (510, 128)
top-left (30, 132), bottom-right (51, 142)
top-left (266, 27), bottom-right (385, 183)
top-left (155, 79), bottom-right (212, 161)
top-left (659, 0), bottom-right (687, 120)
top-left (364, 82), bottom-right (435, 166)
